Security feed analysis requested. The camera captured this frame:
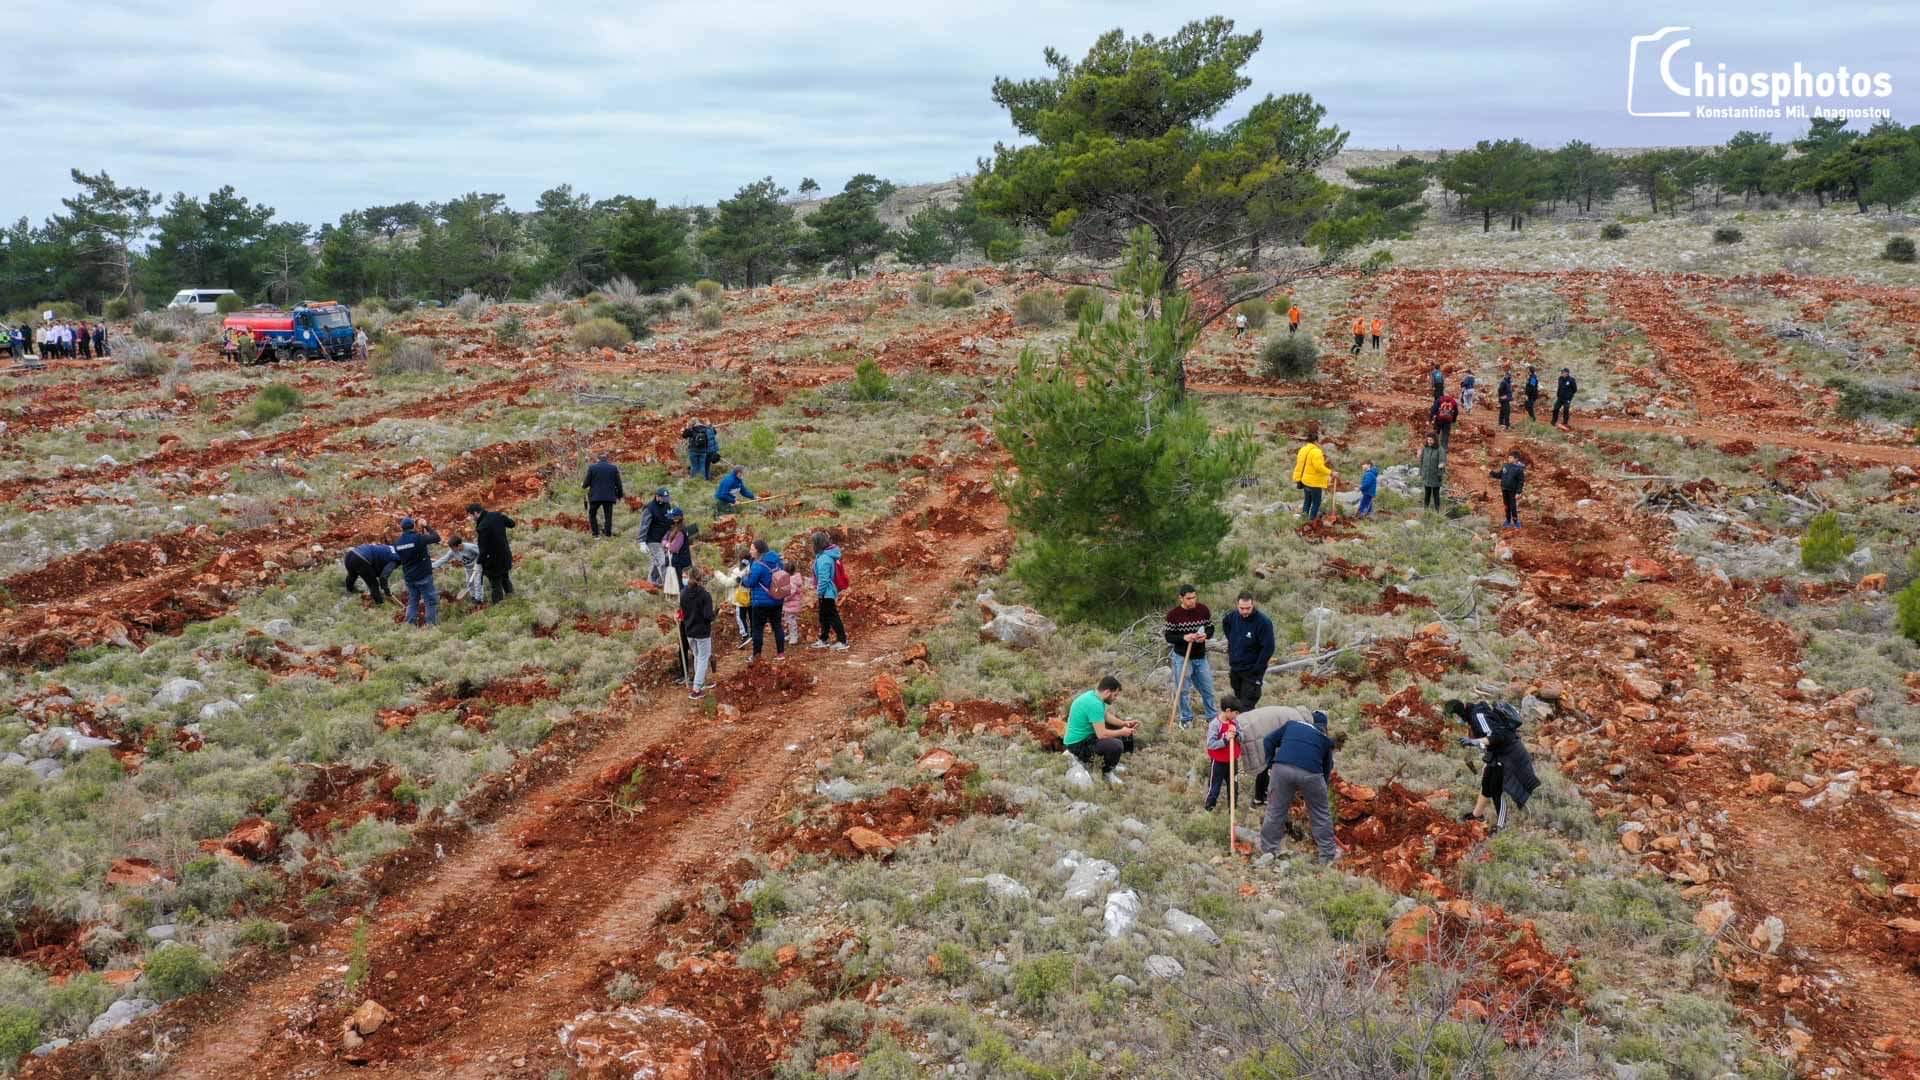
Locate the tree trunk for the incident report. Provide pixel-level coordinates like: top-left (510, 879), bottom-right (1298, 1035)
top-left (1482, 208), bottom-right (1492, 233)
top-left (1647, 180), bottom-right (1659, 211)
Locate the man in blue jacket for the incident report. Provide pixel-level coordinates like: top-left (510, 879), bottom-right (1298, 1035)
top-left (742, 538), bottom-right (787, 661)
top-left (391, 516), bottom-right (442, 626)
top-left (1258, 708), bottom-right (1340, 863)
top-left (342, 542), bottom-right (399, 604)
top-left (714, 466), bottom-right (755, 516)
top-left (582, 452), bottom-right (625, 538)
top-left (1220, 592), bottom-right (1275, 707)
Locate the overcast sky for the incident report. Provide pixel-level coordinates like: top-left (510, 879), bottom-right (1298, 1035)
top-left (6, 0), bottom-right (1914, 228)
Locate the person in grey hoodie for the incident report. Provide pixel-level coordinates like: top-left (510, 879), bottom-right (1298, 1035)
top-left (1418, 434), bottom-right (1445, 511)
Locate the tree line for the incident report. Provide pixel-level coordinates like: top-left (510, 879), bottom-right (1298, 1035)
top-left (7, 14), bottom-right (1920, 317)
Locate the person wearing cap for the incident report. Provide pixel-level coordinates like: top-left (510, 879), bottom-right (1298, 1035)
top-left (583, 451), bottom-right (625, 538)
top-left (1257, 706), bottom-right (1340, 862)
top-left (391, 516), bottom-right (443, 626)
top-left (637, 487), bottom-right (678, 585)
top-left (467, 502), bottom-right (515, 603)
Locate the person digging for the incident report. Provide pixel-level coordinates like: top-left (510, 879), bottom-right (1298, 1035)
top-left (1256, 707), bottom-right (1340, 863)
top-left (1447, 699), bottom-right (1540, 832)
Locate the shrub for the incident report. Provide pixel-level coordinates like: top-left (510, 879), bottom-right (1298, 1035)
top-left (590, 300), bottom-right (652, 340)
top-left (1011, 953), bottom-right (1073, 1013)
top-left (116, 340), bottom-right (170, 377)
top-left (1800, 511), bottom-right (1856, 571)
top-left (1061, 285), bottom-right (1099, 319)
top-left (1600, 223), bottom-right (1628, 240)
top-left (1014, 290), bottom-right (1063, 327)
top-left (849, 358), bottom-right (894, 402)
top-left (0, 1005), bottom-right (40, 1066)
top-left (934, 287), bottom-right (975, 309)
top-left (695, 305), bottom-right (723, 330)
top-left (452, 291), bottom-right (484, 319)
top-left (572, 317), bottom-right (632, 349)
top-left (144, 943), bottom-right (218, 1000)
top-left (1261, 335), bottom-right (1319, 380)
top-left (532, 285), bottom-right (569, 305)
top-left (213, 293), bottom-right (248, 314)
top-left (247, 383), bottom-right (303, 426)
top-left (494, 311), bottom-right (528, 348)
top-left (669, 286), bottom-right (697, 310)
top-left (1712, 226), bottom-right (1744, 245)
top-left (1228, 273), bottom-right (1265, 296)
top-left (1777, 221), bottom-right (1825, 250)
top-left (373, 336), bottom-right (442, 375)
top-left (1884, 236), bottom-right (1917, 263)
top-left (1783, 256), bottom-right (1814, 276)
top-left (383, 297), bottom-right (415, 313)
top-left (104, 297), bottom-right (133, 320)
top-left (1235, 298), bottom-right (1271, 329)
top-left (910, 277), bottom-right (934, 305)
top-left (986, 237), bottom-right (1022, 262)
top-left (600, 276), bottom-right (646, 306)
top-left (1688, 209), bottom-right (1714, 226)
top-left (694, 279), bottom-right (724, 301)
top-left (832, 490), bottom-right (856, 509)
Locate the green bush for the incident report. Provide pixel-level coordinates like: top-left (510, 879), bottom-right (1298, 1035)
top-left (1894, 575), bottom-right (1920, 643)
top-left (1261, 335), bottom-right (1319, 380)
top-left (213, 293), bottom-right (248, 314)
top-left (1712, 226), bottom-right (1744, 245)
top-left (590, 300), bottom-right (652, 340)
top-left (986, 238), bottom-right (1022, 262)
top-left (0, 1004), bottom-right (40, 1066)
top-left (832, 490), bottom-right (856, 509)
top-left (493, 311), bottom-right (528, 348)
top-left (1061, 285), bottom-right (1099, 319)
top-left (247, 383), bottom-right (303, 426)
top-left (372, 336), bottom-right (442, 375)
top-left (695, 304), bottom-right (723, 330)
top-left (694, 279), bottom-right (724, 301)
top-left (1012, 953), bottom-right (1073, 1013)
top-left (1315, 887), bottom-right (1394, 941)
top-left (104, 297), bottom-right (134, 320)
top-left (1885, 236), bottom-right (1918, 263)
top-left (572, 317), bottom-right (633, 349)
top-left (669, 286), bottom-right (697, 309)
top-left (1800, 511), bottom-right (1856, 571)
top-left (115, 340), bottom-right (171, 377)
top-left (934, 287), bottom-right (975, 309)
top-left (1600, 223), bottom-right (1628, 240)
top-left (850, 358), bottom-right (894, 402)
top-left (1235, 299), bottom-right (1270, 328)
top-left (1228, 273), bottom-right (1265, 296)
top-left (144, 943), bottom-right (218, 1000)
top-left (1827, 376), bottom-right (1920, 424)
top-left (1014, 290), bottom-right (1063, 327)
top-left (910, 276), bottom-right (934, 305)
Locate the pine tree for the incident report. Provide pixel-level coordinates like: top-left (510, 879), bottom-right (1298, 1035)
top-left (698, 178), bottom-right (801, 287)
top-left (605, 199), bottom-right (691, 291)
top-left (993, 230), bottom-right (1255, 627)
top-left (894, 205), bottom-right (958, 267)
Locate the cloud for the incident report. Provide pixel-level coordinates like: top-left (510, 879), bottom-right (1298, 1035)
top-left (6, 0), bottom-right (1914, 226)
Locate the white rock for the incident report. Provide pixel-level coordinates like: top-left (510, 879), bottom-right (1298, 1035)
top-left (977, 591), bottom-right (1058, 649)
top-left (1143, 955), bottom-right (1185, 980)
top-left (982, 874), bottom-right (1031, 902)
top-left (1165, 908), bottom-right (1223, 945)
top-left (1103, 890), bottom-right (1141, 939)
top-left (145, 923), bottom-right (177, 942)
top-left (1848, 547), bottom-right (1872, 567)
top-left (1109, 975), bottom-right (1139, 991)
top-left (86, 998), bottom-right (158, 1038)
top-left (30, 1038), bottom-right (70, 1058)
top-left (198, 701), bottom-right (240, 722)
top-left (815, 778), bottom-right (860, 803)
top-left (1064, 800), bottom-right (1098, 820)
top-left (1118, 817), bottom-right (1150, 837)
top-left (1063, 760), bottom-right (1094, 791)
top-left (1062, 859), bottom-right (1119, 904)
top-left (1751, 915), bottom-right (1785, 955)
top-left (93, 454), bottom-right (119, 468)
top-left (27, 759), bottom-right (62, 781)
top-left (153, 678), bottom-right (206, 706)
top-left (261, 619), bottom-right (295, 637)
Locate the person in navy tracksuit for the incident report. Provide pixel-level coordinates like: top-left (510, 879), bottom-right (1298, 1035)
top-left (1219, 592), bottom-right (1275, 707)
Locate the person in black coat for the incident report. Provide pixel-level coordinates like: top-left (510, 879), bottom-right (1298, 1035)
top-left (679, 567), bottom-right (716, 697)
top-left (1447, 699), bottom-right (1539, 832)
top-left (582, 452), bottom-right (624, 538)
top-left (1496, 368), bottom-right (1514, 430)
top-left (1523, 365), bottom-right (1540, 421)
top-left (1551, 367), bottom-right (1577, 427)
top-left (1490, 449), bottom-right (1526, 529)
top-left (467, 501), bottom-right (516, 603)
top-left (1220, 591), bottom-right (1276, 707)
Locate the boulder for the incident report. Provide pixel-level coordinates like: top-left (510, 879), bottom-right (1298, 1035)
top-left (558, 1005), bottom-right (732, 1080)
top-left (977, 592), bottom-right (1057, 649)
top-left (915, 748), bottom-right (958, 778)
top-left (29, 727), bottom-right (116, 758)
top-left (1061, 858), bottom-right (1119, 904)
top-left (1748, 915), bottom-right (1785, 956)
top-left (1164, 908), bottom-right (1222, 945)
top-left (347, 999), bottom-right (392, 1037)
top-left (1143, 955), bottom-right (1184, 981)
top-left (1063, 760), bottom-right (1094, 791)
top-left (871, 675), bottom-right (907, 725)
top-left (1694, 900), bottom-right (1736, 937)
top-left (199, 700), bottom-right (241, 721)
top-left (1620, 672), bottom-right (1664, 703)
top-left (106, 858), bottom-right (173, 890)
top-left (981, 874), bottom-right (1031, 902)
top-left (1859, 573), bottom-right (1889, 593)
top-left (86, 998), bottom-right (157, 1038)
top-left (145, 923), bottom-right (177, 942)
top-left (1103, 889), bottom-right (1141, 939)
top-left (845, 827), bottom-right (895, 858)
top-left (261, 619), bottom-right (295, 637)
top-left (1388, 905), bottom-right (1438, 962)
top-left (153, 678), bottom-right (205, 706)
top-left (222, 817), bottom-right (279, 861)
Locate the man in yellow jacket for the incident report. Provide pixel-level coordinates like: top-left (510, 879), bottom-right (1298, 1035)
top-left (1292, 424), bottom-right (1333, 521)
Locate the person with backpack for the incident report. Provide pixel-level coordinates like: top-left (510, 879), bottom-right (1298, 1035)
top-left (1256, 706), bottom-right (1340, 863)
top-left (1523, 365), bottom-right (1541, 422)
top-left (637, 488), bottom-right (677, 584)
top-left (391, 516), bottom-right (442, 626)
top-left (1418, 434), bottom-right (1445, 511)
top-left (1433, 390), bottom-right (1460, 453)
top-left (1496, 368), bottom-right (1514, 430)
top-left (810, 530), bottom-right (850, 651)
top-left (1220, 592), bottom-right (1275, 707)
top-left (1429, 366), bottom-right (1445, 412)
top-left (1446, 699), bottom-right (1539, 831)
top-left (582, 451), bottom-right (625, 538)
top-left (1491, 449), bottom-right (1526, 529)
top-left (743, 538), bottom-right (787, 662)
top-left (1552, 367), bottom-right (1577, 428)
top-left (681, 420), bottom-right (719, 480)
top-left (678, 567), bottom-right (716, 698)
top-left (1460, 371), bottom-right (1477, 414)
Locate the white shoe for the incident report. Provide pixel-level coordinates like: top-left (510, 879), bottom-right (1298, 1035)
top-left (830, 642), bottom-right (850, 651)
top-left (1104, 773), bottom-right (1124, 787)
top-left (809, 641), bottom-right (831, 650)
top-left (1113, 765), bottom-right (1128, 774)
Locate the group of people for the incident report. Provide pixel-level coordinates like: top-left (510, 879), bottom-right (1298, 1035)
top-left (1349, 316), bottom-right (1385, 355)
top-left (340, 503), bottom-right (516, 625)
top-left (1436, 364), bottom-right (1579, 434)
top-left (11, 321), bottom-right (107, 362)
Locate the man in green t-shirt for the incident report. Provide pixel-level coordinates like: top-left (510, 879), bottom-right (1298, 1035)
top-left (1063, 676), bottom-right (1137, 786)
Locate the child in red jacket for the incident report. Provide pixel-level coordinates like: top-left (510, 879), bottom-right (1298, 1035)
top-left (1203, 697), bottom-right (1245, 810)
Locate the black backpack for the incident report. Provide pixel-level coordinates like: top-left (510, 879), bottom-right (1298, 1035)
top-left (1489, 702), bottom-right (1524, 738)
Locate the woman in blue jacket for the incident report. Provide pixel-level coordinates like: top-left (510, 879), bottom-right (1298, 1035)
top-left (809, 530), bottom-right (849, 650)
top-left (742, 538), bottom-right (787, 660)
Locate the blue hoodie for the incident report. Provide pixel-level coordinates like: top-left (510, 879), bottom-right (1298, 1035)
top-left (715, 470), bottom-right (755, 506)
top-left (814, 546), bottom-right (842, 599)
top-left (744, 550), bottom-right (786, 607)
top-left (1359, 466), bottom-right (1379, 497)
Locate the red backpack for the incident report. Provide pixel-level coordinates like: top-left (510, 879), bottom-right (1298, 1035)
top-left (833, 557), bottom-right (850, 592)
top-left (1437, 396), bottom-right (1459, 423)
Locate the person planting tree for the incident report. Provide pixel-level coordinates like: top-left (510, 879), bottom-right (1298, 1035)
top-left (1447, 699), bottom-right (1539, 832)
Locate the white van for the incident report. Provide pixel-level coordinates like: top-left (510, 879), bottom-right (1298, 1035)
top-left (167, 289), bottom-right (237, 314)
